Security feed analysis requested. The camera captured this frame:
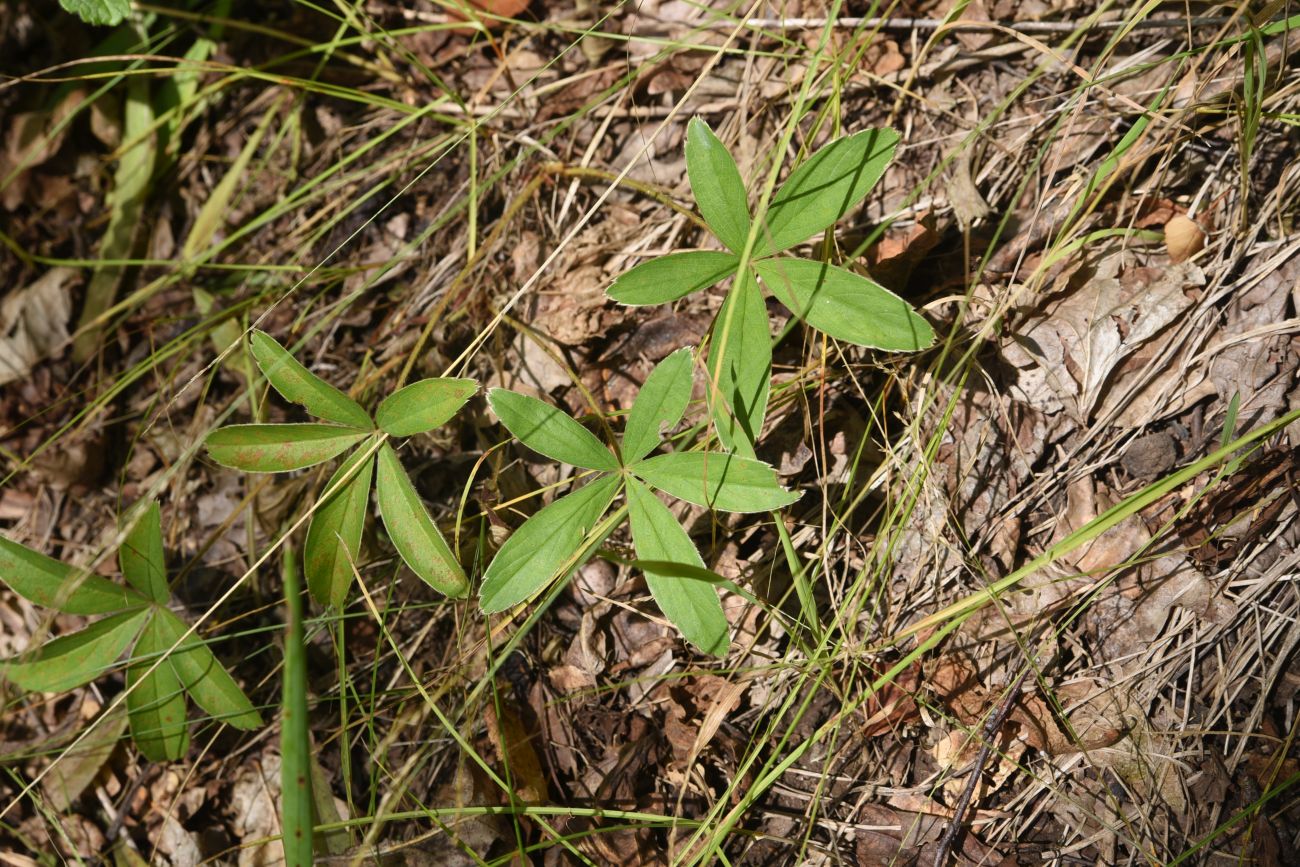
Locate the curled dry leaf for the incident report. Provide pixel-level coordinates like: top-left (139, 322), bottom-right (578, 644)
top-left (1164, 214), bottom-right (1206, 263)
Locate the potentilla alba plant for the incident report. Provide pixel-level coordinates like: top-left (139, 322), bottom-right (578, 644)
top-left (479, 349), bottom-right (799, 656)
top-left (608, 118), bottom-right (934, 454)
top-left (204, 330), bottom-right (475, 606)
top-left (0, 500), bottom-right (261, 761)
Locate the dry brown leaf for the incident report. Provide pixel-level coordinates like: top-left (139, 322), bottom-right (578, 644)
top-left (1165, 214), bottom-right (1206, 263)
top-left (484, 698), bottom-right (549, 803)
top-left (0, 267), bottom-right (76, 386)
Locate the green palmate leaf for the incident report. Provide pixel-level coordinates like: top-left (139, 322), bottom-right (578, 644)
top-left (304, 448), bottom-right (375, 608)
top-left (152, 609), bottom-right (262, 730)
top-left (119, 501), bottom-right (168, 604)
top-left (127, 615), bottom-right (189, 762)
top-left (205, 424), bottom-right (368, 473)
top-left (376, 377), bottom-right (477, 437)
top-left (623, 348), bottom-right (695, 463)
top-left (59, 0), bottom-right (130, 25)
top-left (488, 389), bottom-right (618, 471)
top-left (248, 330), bottom-right (374, 430)
top-left (625, 480), bottom-right (728, 656)
top-left (607, 251), bottom-right (739, 306)
top-left (759, 127), bottom-right (899, 256)
top-left (707, 270), bottom-right (770, 456)
top-left (755, 258), bottom-right (934, 351)
top-left (375, 443), bottom-right (468, 598)
top-left (634, 452), bottom-right (800, 513)
top-left (686, 118), bottom-right (752, 253)
top-left (280, 547), bottom-right (314, 867)
top-left (0, 535), bottom-right (146, 615)
top-left (3, 608), bottom-right (149, 693)
top-left (480, 474), bottom-right (621, 613)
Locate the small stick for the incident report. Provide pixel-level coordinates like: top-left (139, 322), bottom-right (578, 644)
top-left (932, 668), bottom-right (1032, 867)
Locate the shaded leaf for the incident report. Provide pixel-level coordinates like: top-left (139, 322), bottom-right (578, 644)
top-left (480, 474), bottom-right (620, 613)
top-left (3, 608), bottom-right (148, 693)
top-left (248, 330), bottom-right (373, 429)
top-left (759, 127), bottom-right (899, 256)
top-left (127, 615), bottom-right (189, 762)
top-left (624, 348), bottom-right (694, 463)
top-left (280, 546), bottom-right (314, 867)
top-left (375, 443), bottom-right (468, 598)
top-left (59, 0), bottom-right (130, 26)
top-left (152, 609), bottom-right (262, 730)
top-left (626, 479), bottom-right (728, 656)
top-left (119, 500), bottom-right (167, 603)
top-left (707, 270), bottom-right (770, 456)
top-left (634, 452), bottom-right (800, 513)
top-left (686, 118), bottom-right (751, 253)
top-left (44, 703), bottom-right (129, 812)
top-left (0, 535), bottom-right (146, 615)
top-left (608, 251), bottom-right (739, 306)
top-left (488, 389), bottom-right (618, 471)
top-left (205, 424), bottom-right (367, 473)
top-left (755, 258), bottom-right (933, 350)
top-left (304, 447), bottom-right (375, 608)
top-left (376, 377), bottom-right (477, 437)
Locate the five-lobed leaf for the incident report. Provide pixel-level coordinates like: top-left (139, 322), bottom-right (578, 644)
top-left (634, 451), bottom-right (800, 513)
top-left (2, 608), bottom-right (149, 693)
top-left (127, 614), bottom-right (190, 762)
top-left (205, 424), bottom-right (368, 473)
top-left (607, 251), bottom-right (739, 306)
top-left (119, 500), bottom-right (168, 604)
top-left (304, 447), bottom-right (376, 608)
top-left (375, 443), bottom-right (468, 598)
top-left (758, 127), bottom-right (899, 256)
top-left (248, 330), bottom-right (374, 430)
top-left (488, 389), bottom-right (618, 471)
top-left (623, 348), bottom-right (695, 463)
top-left (0, 535), bottom-right (146, 615)
top-left (376, 377), bottom-right (477, 437)
top-left (625, 480), bottom-right (728, 656)
top-left (480, 474), bottom-right (621, 613)
top-left (707, 270), bottom-right (771, 456)
top-left (755, 258), bottom-right (934, 350)
top-left (152, 609), bottom-right (262, 730)
top-left (686, 118), bottom-right (752, 254)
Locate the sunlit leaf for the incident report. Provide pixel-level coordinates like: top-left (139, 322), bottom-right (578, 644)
top-left (623, 348), bottom-right (694, 463)
top-left (248, 330), bottom-right (373, 430)
top-left (205, 424), bottom-right (367, 473)
top-left (707, 270), bottom-right (770, 456)
top-left (480, 474), bottom-right (620, 613)
top-left (119, 500), bottom-right (168, 604)
top-left (375, 443), bottom-right (468, 598)
top-left (488, 389), bottom-right (618, 471)
top-left (376, 377), bottom-right (477, 437)
top-left (607, 251), bottom-right (739, 306)
top-left (626, 480), bottom-right (728, 656)
top-left (152, 609), bottom-right (262, 730)
top-left (304, 447), bottom-right (375, 608)
top-left (634, 451), bottom-right (800, 513)
top-left (758, 127), bottom-right (899, 256)
top-left (127, 615), bottom-right (189, 762)
top-left (755, 258), bottom-right (933, 351)
top-left (686, 118), bottom-right (751, 253)
top-left (2, 608), bottom-right (148, 693)
top-left (0, 535), bottom-right (146, 615)
top-left (59, 0), bottom-right (130, 26)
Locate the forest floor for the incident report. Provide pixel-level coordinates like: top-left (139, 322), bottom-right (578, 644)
top-left (2, 1), bottom-right (1300, 865)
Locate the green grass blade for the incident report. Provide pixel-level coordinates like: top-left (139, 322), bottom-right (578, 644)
top-left (623, 348), bottom-right (694, 464)
top-left (304, 447), bottom-right (376, 608)
top-left (375, 377), bottom-right (477, 437)
top-left (634, 452), bottom-right (799, 513)
top-left (607, 251), bottom-right (739, 306)
top-left (626, 479), bottom-right (728, 656)
top-left (3, 608), bottom-right (148, 693)
top-left (375, 442), bottom-right (468, 598)
top-left (686, 118), bottom-right (751, 253)
top-left (204, 424), bottom-right (368, 472)
top-left (754, 258), bottom-right (933, 351)
top-left (152, 609), bottom-right (262, 730)
top-left (280, 546), bottom-right (315, 867)
top-left (248, 330), bottom-right (373, 430)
